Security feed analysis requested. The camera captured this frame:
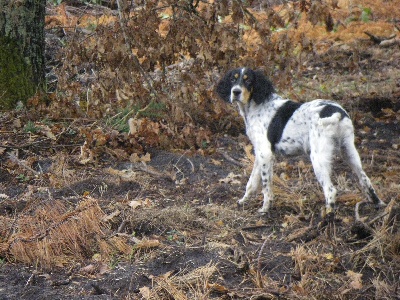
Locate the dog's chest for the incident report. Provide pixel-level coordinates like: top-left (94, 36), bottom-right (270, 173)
top-left (243, 102), bottom-right (279, 147)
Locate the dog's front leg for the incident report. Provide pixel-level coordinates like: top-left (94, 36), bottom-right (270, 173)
top-left (238, 158), bottom-right (261, 206)
top-left (258, 153), bottom-right (274, 214)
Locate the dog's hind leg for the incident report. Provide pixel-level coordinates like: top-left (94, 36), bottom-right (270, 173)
top-left (310, 141), bottom-right (337, 215)
top-left (309, 121), bottom-right (338, 215)
top-left (342, 134), bottom-right (385, 208)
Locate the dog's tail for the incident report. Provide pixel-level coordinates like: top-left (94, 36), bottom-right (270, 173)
top-left (318, 112), bottom-right (342, 126)
top-left (317, 111), bottom-right (353, 140)
top-left (317, 111), bottom-right (354, 144)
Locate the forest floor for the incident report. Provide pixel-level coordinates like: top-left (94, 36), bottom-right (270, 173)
top-left (1, 1), bottom-right (400, 299)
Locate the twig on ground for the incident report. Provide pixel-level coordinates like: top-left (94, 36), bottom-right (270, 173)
top-left (220, 151), bottom-right (245, 167)
top-left (8, 153), bottom-right (40, 175)
top-left (117, 220), bottom-right (128, 233)
top-left (133, 164), bottom-right (174, 181)
top-left (241, 225), bottom-right (269, 231)
top-left (256, 238), bottom-right (269, 289)
top-left (367, 211), bottom-right (389, 226)
top-left (25, 273), bottom-right (35, 287)
top-left (364, 31), bottom-right (399, 47)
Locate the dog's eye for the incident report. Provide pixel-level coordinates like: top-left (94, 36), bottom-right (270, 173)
top-left (243, 74), bottom-right (251, 84)
top-left (231, 73), bottom-right (239, 83)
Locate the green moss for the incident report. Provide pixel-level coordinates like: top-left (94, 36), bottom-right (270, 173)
top-left (0, 37), bottom-right (35, 109)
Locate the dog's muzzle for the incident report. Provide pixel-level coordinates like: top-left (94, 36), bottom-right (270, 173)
top-left (231, 87), bottom-right (242, 102)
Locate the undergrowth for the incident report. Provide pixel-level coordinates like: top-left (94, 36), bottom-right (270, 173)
top-left (39, 0), bottom-right (343, 153)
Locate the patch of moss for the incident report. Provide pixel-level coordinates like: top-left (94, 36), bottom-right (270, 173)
top-left (0, 37), bottom-right (35, 109)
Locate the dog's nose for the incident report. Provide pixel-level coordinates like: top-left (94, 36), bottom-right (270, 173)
top-left (232, 88), bottom-right (242, 96)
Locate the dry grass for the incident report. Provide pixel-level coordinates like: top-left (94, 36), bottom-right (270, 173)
top-left (148, 262), bottom-right (220, 299)
top-left (0, 197), bottom-right (132, 268)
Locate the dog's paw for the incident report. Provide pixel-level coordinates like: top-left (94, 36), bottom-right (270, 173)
top-left (318, 206), bottom-right (336, 229)
top-left (237, 198), bottom-right (246, 206)
top-left (318, 212), bottom-right (335, 230)
top-left (257, 207), bottom-right (270, 217)
top-left (375, 200), bottom-right (386, 210)
top-left (236, 199), bottom-right (246, 210)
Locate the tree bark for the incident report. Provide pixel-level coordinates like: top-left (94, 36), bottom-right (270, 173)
top-left (0, 0), bottom-right (45, 109)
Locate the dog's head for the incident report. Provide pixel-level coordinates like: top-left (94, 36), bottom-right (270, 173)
top-left (216, 68), bottom-right (275, 105)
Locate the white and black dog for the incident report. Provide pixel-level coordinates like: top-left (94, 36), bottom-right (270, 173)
top-left (216, 67), bottom-right (385, 216)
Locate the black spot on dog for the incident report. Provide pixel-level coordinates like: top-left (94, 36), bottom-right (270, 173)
top-left (320, 104), bottom-right (349, 119)
top-left (267, 101), bottom-right (302, 152)
top-left (368, 186), bottom-right (381, 206)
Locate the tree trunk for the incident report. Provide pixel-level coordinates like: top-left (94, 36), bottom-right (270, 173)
top-left (0, 0), bottom-right (45, 109)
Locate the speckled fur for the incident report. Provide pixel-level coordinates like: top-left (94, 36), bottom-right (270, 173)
top-left (216, 68), bottom-right (384, 214)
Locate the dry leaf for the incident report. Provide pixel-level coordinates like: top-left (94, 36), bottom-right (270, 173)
top-left (255, 220), bottom-right (264, 226)
top-left (99, 263), bottom-right (110, 275)
top-left (102, 210), bottom-right (121, 222)
top-left (13, 119), bottom-right (21, 128)
top-left (92, 253), bottom-right (101, 261)
top-left (219, 172), bottom-right (241, 185)
top-left (129, 200), bottom-right (142, 210)
top-left (106, 167), bottom-right (134, 179)
top-left (130, 152), bottom-right (151, 163)
top-left (244, 144), bottom-right (254, 162)
top-left (207, 282), bottom-right (229, 293)
top-left (141, 152), bottom-right (151, 162)
top-left (128, 199), bottom-right (153, 210)
top-left (211, 159), bottom-right (222, 166)
top-left (38, 125), bottom-right (56, 140)
top-left (136, 239), bottom-right (160, 249)
top-left (161, 270), bottom-right (174, 279)
top-left (139, 286), bottom-right (151, 299)
top-left (112, 149), bottom-right (129, 160)
top-left (216, 220), bottom-right (224, 227)
top-left (79, 264), bottom-right (96, 274)
top-left (142, 198), bottom-right (153, 207)
top-left (346, 270), bottom-right (363, 290)
top-left (342, 217), bottom-right (352, 224)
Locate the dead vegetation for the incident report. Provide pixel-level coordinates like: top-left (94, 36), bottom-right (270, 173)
top-left (0, 0), bottom-right (399, 299)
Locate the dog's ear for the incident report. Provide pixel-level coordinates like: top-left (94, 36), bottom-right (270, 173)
top-left (216, 70), bottom-right (234, 102)
top-left (252, 70), bottom-right (275, 105)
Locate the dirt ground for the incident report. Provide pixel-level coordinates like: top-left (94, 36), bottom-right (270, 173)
top-left (1, 2), bottom-right (400, 299)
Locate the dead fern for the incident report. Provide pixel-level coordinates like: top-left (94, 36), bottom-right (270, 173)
top-left (1, 197), bottom-right (131, 269)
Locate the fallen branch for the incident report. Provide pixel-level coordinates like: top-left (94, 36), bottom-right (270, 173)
top-left (8, 153), bottom-right (40, 175)
top-left (364, 31), bottom-right (399, 47)
top-left (256, 238), bottom-right (268, 289)
top-left (241, 225), bottom-right (269, 231)
top-left (355, 201), bottom-right (388, 224)
top-left (220, 151), bottom-right (245, 167)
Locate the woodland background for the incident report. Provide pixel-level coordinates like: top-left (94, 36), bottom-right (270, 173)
top-left (0, 0), bottom-right (399, 299)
